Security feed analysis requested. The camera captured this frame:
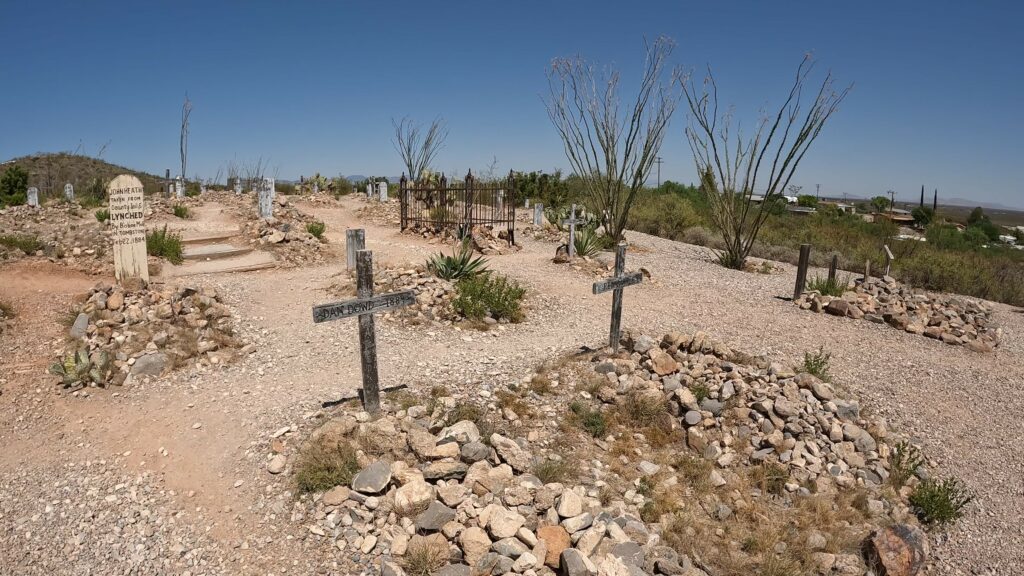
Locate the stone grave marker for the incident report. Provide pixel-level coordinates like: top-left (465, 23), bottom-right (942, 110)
top-left (365, 182), bottom-right (373, 198)
top-left (257, 177), bottom-right (275, 218)
top-left (562, 204), bottom-right (581, 258)
top-left (592, 242), bottom-right (643, 351)
top-left (234, 177), bottom-right (242, 195)
top-left (533, 203), bottom-right (544, 226)
top-left (176, 177), bottom-right (184, 199)
top-left (377, 181), bottom-right (388, 202)
top-left (64, 183), bottom-right (74, 201)
top-left (312, 250), bottom-right (415, 413)
top-left (27, 187), bottom-right (39, 207)
top-left (107, 175), bottom-right (149, 283)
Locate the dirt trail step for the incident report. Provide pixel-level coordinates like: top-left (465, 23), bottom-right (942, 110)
top-left (182, 243), bottom-right (253, 261)
top-left (153, 202), bottom-right (278, 277)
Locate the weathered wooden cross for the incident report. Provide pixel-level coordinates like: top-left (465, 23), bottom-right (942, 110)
top-left (312, 250), bottom-right (415, 413)
top-left (592, 242), bottom-right (643, 351)
top-left (562, 204), bottom-right (581, 258)
top-left (883, 244), bottom-right (894, 276)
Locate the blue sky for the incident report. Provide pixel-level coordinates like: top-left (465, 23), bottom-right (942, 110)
top-left (2, 1), bottom-right (1022, 207)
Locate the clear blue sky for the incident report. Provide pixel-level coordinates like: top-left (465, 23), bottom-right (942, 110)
top-left (2, 1), bottom-right (1022, 207)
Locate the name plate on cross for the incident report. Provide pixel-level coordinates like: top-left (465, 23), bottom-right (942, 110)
top-left (311, 248), bottom-right (414, 413)
top-left (592, 242), bottom-right (643, 351)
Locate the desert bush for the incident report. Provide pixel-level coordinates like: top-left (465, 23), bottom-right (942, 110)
top-left (0, 300), bottom-right (14, 318)
top-left (0, 234), bottom-right (44, 254)
top-left (173, 204), bottom-right (191, 219)
top-left (95, 209), bottom-right (110, 222)
top-left (889, 440), bottom-right (925, 488)
top-left (618, 391), bottom-right (665, 428)
top-left (332, 177), bottom-right (353, 196)
top-left (146, 225), bottom-right (183, 264)
top-left (806, 274), bottom-right (849, 297)
top-left (402, 537), bottom-right (449, 576)
top-left (533, 457), bottom-right (577, 484)
top-left (572, 226), bottom-right (604, 258)
top-left (909, 477), bottom-right (973, 525)
top-left (276, 181), bottom-right (297, 195)
top-left (453, 273), bottom-right (525, 322)
top-left (0, 165), bottom-right (29, 206)
top-left (802, 346), bottom-right (832, 382)
top-left (426, 240), bottom-right (489, 280)
top-left (306, 221), bottom-right (326, 240)
top-left (185, 181), bottom-right (201, 197)
top-left (294, 439), bottom-right (360, 493)
top-left (627, 191), bottom-right (701, 241)
top-left (689, 382), bottom-right (710, 403)
top-left (569, 401), bottom-right (607, 437)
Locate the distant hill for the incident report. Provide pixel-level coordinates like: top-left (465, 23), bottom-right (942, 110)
top-left (0, 153), bottom-right (167, 198)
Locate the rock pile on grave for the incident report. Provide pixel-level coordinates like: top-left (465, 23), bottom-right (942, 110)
top-left (469, 225), bottom-right (520, 256)
top-left (279, 330), bottom-right (930, 576)
top-left (241, 195), bottom-right (326, 266)
top-left (53, 281), bottom-right (245, 389)
top-left (796, 276), bottom-right (1001, 352)
top-left (0, 203), bottom-right (108, 273)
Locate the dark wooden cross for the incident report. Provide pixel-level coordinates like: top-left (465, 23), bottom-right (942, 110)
top-left (592, 242), bottom-right (643, 351)
top-left (312, 250), bottom-right (415, 413)
top-left (561, 204), bottom-right (581, 258)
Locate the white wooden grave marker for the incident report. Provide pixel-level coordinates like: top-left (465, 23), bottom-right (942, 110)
top-left (107, 175), bottom-right (149, 283)
top-left (257, 177), bottom-right (275, 218)
top-left (27, 187), bottom-right (39, 207)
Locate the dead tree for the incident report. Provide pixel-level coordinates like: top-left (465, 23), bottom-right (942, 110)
top-left (682, 55), bottom-right (851, 269)
top-left (392, 117), bottom-right (448, 183)
top-left (545, 36), bottom-right (680, 242)
top-left (180, 94), bottom-right (192, 184)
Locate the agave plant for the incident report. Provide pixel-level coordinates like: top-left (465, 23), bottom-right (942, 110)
top-left (49, 348), bottom-right (111, 388)
top-left (426, 240), bottom-right (490, 280)
top-left (573, 226), bottom-right (603, 258)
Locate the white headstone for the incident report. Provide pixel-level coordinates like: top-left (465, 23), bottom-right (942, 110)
top-left (377, 181), bottom-right (388, 202)
top-left (234, 177), bottom-right (242, 195)
top-left (176, 177), bottom-right (184, 199)
top-left (313, 183), bottom-right (320, 195)
top-left (365, 182), bottom-right (373, 198)
top-left (258, 177), bottom-right (275, 218)
top-left (64, 183), bottom-right (74, 201)
top-left (27, 187), bottom-right (39, 207)
top-left (107, 175), bottom-right (149, 283)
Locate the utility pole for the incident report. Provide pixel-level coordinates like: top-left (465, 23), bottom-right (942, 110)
top-left (654, 157), bottom-right (663, 188)
top-left (816, 183), bottom-right (820, 199)
top-left (888, 190), bottom-right (896, 217)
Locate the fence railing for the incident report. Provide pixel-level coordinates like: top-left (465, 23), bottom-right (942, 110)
top-left (399, 170), bottom-right (517, 244)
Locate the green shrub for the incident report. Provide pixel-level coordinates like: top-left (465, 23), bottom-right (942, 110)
top-left (806, 274), bottom-right (849, 297)
top-left (627, 191), bottom-right (702, 241)
top-left (427, 240), bottom-right (490, 280)
top-left (185, 181), bottom-right (201, 197)
top-left (0, 165), bottom-right (29, 207)
top-left (569, 401), bottom-right (607, 437)
top-left (294, 440), bottom-right (360, 493)
top-left (95, 209), bottom-right (110, 222)
top-left (277, 181), bottom-right (297, 195)
top-left (909, 477), bottom-right (973, 525)
top-left (453, 273), bottom-right (525, 322)
top-left (146, 225), bottom-right (183, 264)
top-left (0, 234), bottom-right (44, 254)
top-left (332, 177), bottom-right (353, 196)
top-left (889, 440), bottom-right (925, 488)
top-left (173, 205), bottom-right (191, 219)
top-left (306, 221), bottom-right (326, 240)
top-left (690, 382), bottom-right (710, 403)
top-left (802, 346), bottom-right (832, 382)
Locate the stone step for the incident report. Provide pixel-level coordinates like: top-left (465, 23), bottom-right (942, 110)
top-left (182, 243), bottom-right (252, 261)
top-left (162, 251), bottom-right (278, 277)
top-left (180, 230), bottom-right (241, 244)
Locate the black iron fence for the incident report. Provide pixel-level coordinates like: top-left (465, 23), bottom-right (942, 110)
top-left (399, 170), bottom-right (517, 244)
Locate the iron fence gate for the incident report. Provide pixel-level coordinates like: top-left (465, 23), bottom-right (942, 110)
top-left (399, 170), bottom-right (516, 244)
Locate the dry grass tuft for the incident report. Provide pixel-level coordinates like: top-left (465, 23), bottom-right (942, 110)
top-left (294, 438), bottom-right (360, 493)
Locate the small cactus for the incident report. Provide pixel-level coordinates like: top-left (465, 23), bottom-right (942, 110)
top-left (49, 348), bottom-right (111, 388)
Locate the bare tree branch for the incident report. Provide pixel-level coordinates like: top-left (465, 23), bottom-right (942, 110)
top-left (682, 54), bottom-right (851, 269)
top-left (392, 117), bottom-right (448, 182)
top-left (544, 36), bottom-right (681, 242)
top-left (180, 94), bottom-right (192, 182)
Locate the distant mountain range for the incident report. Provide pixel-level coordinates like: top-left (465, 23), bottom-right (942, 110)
top-left (824, 193), bottom-right (1023, 213)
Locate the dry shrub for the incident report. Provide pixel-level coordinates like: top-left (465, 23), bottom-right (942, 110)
top-left (294, 438), bottom-right (360, 493)
top-left (402, 538), bottom-right (449, 576)
top-left (616, 390), bottom-right (666, 428)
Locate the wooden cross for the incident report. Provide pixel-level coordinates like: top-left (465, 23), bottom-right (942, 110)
top-left (562, 204), bottom-right (581, 258)
top-left (312, 250), bottom-right (415, 413)
top-left (592, 242), bottom-right (643, 351)
top-left (883, 244), bottom-right (894, 276)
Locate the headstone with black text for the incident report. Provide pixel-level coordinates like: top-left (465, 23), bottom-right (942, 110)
top-left (234, 177), bottom-right (242, 195)
top-left (64, 183), bottom-right (74, 202)
top-left (377, 181), bottom-right (388, 202)
top-left (176, 177), bottom-right (184, 199)
top-left (27, 187), bottom-right (39, 207)
top-left (107, 175), bottom-right (149, 283)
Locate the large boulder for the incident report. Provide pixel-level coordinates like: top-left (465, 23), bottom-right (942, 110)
top-left (866, 524), bottom-right (929, 576)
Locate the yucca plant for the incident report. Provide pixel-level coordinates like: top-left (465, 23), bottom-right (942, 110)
top-left (573, 226), bottom-right (602, 258)
top-left (426, 240), bottom-right (489, 280)
top-left (95, 209), bottom-right (110, 222)
top-left (49, 348), bottom-right (111, 388)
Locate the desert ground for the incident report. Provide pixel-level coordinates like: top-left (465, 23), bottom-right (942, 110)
top-left (1, 194), bottom-right (1021, 575)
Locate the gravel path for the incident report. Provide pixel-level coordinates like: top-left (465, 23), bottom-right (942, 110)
top-left (0, 196), bottom-right (1020, 574)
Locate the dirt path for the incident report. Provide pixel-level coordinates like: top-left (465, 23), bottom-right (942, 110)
top-left (1, 196), bottom-right (1021, 574)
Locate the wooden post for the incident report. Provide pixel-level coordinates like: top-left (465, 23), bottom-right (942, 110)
top-left (883, 244), bottom-right (894, 276)
top-left (610, 243), bottom-right (625, 349)
top-left (399, 173), bottom-right (408, 230)
top-left (355, 251), bottom-right (381, 413)
top-left (828, 255), bottom-right (838, 283)
top-left (346, 229), bottom-right (365, 271)
top-left (562, 204), bottom-right (579, 258)
top-left (793, 244), bottom-right (811, 300)
top-left (864, 259), bottom-right (871, 281)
